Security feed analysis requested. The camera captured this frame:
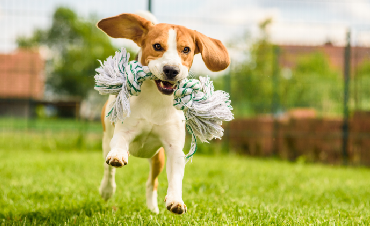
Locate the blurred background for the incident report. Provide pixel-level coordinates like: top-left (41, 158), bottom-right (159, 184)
top-left (1, 0), bottom-right (370, 165)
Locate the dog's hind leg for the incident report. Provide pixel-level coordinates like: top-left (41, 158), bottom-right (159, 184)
top-left (146, 147), bottom-right (165, 214)
top-left (99, 99), bottom-right (116, 201)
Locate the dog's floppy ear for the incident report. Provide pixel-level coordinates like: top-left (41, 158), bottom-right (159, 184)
top-left (97, 14), bottom-right (153, 46)
top-left (193, 31), bottom-right (230, 72)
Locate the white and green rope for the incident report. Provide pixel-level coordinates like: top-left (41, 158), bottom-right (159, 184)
top-left (94, 48), bottom-right (233, 162)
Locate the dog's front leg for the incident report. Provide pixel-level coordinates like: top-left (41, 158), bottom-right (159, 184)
top-left (106, 122), bottom-right (134, 167)
top-left (160, 124), bottom-right (187, 214)
top-left (164, 146), bottom-right (187, 214)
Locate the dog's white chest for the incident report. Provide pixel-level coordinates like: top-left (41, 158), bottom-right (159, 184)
top-left (129, 80), bottom-right (178, 124)
top-left (110, 80), bottom-right (185, 158)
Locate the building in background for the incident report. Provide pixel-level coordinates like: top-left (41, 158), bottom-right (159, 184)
top-left (0, 50), bottom-right (44, 117)
top-left (0, 49), bottom-right (81, 118)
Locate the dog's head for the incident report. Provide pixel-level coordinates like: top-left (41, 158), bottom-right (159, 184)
top-left (97, 14), bottom-right (230, 95)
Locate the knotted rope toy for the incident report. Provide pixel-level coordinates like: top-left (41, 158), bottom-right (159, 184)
top-left (95, 48), bottom-right (234, 162)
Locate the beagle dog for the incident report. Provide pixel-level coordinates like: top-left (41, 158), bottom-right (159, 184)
top-left (97, 13), bottom-right (230, 214)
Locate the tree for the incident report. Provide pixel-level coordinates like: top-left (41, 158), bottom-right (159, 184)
top-left (17, 7), bottom-right (134, 99)
top-left (226, 18), bottom-right (275, 117)
top-left (280, 52), bottom-right (342, 115)
top-left (220, 18), bottom-right (342, 117)
top-left (354, 60), bottom-right (370, 110)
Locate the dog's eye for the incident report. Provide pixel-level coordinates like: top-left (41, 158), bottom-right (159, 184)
top-left (153, 43), bottom-right (163, 51)
top-left (183, 47), bottom-right (190, 54)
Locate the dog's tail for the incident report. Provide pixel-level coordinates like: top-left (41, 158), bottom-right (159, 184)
top-left (135, 10), bottom-right (158, 25)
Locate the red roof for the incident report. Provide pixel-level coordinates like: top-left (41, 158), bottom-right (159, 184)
top-left (0, 49), bottom-right (44, 99)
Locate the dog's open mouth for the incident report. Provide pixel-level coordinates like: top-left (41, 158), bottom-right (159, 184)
top-left (155, 80), bottom-right (177, 95)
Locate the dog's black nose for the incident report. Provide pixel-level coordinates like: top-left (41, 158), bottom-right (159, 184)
top-left (163, 66), bottom-right (180, 79)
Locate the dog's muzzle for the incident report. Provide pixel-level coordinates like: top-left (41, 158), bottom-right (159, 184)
top-left (155, 80), bottom-right (177, 95)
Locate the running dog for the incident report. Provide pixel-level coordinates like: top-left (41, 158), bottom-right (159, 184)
top-left (97, 12), bottom-right (229, 214)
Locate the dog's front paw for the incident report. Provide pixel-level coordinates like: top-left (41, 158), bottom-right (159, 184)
top-left (105, 149), bottom-right (129, 168)
top-left (165, 197), bottom-right (187, 214)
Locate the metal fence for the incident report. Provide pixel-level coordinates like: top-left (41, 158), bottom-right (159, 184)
top-left (1, 0), bottom-right (370, 164)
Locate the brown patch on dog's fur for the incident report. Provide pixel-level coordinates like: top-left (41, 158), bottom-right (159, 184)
top-left (140, 24), bottom-right (171, 66)
top-left (97, 14), bottom-right (230, 71)
top-left (139, 24), bottom-right (230, 71)
top-left (193, 30), bottom-right (230, 71)
top-left (175, 26), bottom-right (198, 69)
top-left (101, 100), bottom-right (108, 132)
top-left (150, 147), bottom-right (165, 191)
top-left (97, 14), bottom-right (153, 46)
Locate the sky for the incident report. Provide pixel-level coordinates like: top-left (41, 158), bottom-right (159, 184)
top-left (1, 0), bottom-right (370, 73)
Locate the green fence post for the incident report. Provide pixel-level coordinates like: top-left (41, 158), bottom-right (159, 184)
top-left (272, 46), bottom-right (280, 157)
top-left (148, 0), bottom-right (152, 12)
top-left (342, 30), bottom-right (351, 165)
top-left (222, 61), bottom-right (232, 154)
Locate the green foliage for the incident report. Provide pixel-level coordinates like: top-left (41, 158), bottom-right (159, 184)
top-left (221, 19), bottom-right (343, 118)
top-left (1, 150), bottom-right (370, 224)
top-left (17, 7), bottom-right (134, 99)
top-left (280, 52), bottom-right (342, 115)
top-left (228, 19), bottom-right (275, 117)
top-left (355, 60), bottom-right (370, 110)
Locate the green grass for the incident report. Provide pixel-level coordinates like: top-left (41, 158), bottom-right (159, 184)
top-left (0, 118), bottom-right (102, 133)
top-left (1, 149), bottom-right (370, 225)
top-left (0, 131), bottom-right (102, 152)
top-left (0, 118), bottom-right (103, 152)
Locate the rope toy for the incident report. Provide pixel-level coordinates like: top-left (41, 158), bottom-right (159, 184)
top-left (95, 48), bottom-right (233, 162)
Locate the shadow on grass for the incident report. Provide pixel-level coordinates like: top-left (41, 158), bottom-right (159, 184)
top-left (1, 201), bottom-right (108, 224)
top-left (1, 198), bottom-right (158, 225)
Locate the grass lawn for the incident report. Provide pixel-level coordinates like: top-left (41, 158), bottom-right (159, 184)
top-left (1, 149), bottom-right (370, 225)
top-left (0, 118), bottom-right (102, 133)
